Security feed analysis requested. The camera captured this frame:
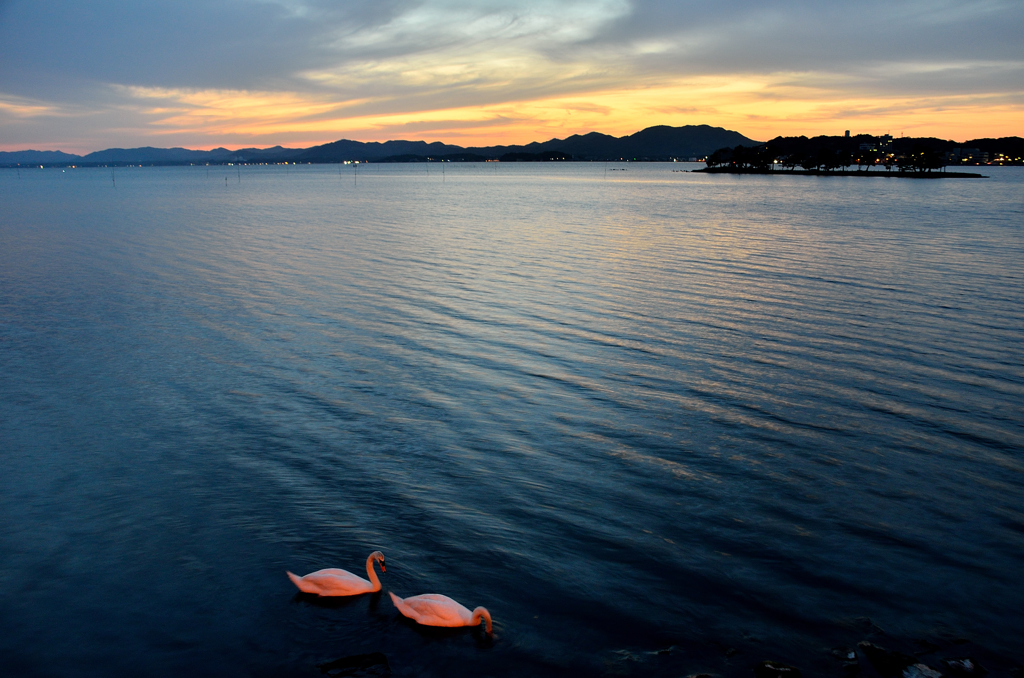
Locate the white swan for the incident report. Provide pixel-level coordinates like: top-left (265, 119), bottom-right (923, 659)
top-left (287, 551), bottom-right (386, 596)
top-left (389, 591), bottom-right (493, 633)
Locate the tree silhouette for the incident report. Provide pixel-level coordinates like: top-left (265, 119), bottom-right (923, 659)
top-left (705, 148), bottom-right (727, 168)
top-left (855, 148), bottom-right (877, 172)
top-left (800, 153), bottom-right (820, 172)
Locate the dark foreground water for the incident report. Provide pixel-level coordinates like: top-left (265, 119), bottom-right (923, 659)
top-left (1, 163), bottom-right (1022, 677)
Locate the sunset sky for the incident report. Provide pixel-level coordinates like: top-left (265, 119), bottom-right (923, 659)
top-left (1, 0), bottom-right (1021, 153)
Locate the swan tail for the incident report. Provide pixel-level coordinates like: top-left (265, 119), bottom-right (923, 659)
top-left (287, 571), bottom-right (312, 593)
top-left (388, 591), bottom-right (404, 608)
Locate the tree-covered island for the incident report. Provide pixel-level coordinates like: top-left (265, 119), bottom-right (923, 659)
top-left (698, 133), bottom-right (1022, 177)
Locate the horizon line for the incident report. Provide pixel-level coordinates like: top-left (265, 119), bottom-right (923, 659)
top-left (3, 123), bottom-right (1022, 157)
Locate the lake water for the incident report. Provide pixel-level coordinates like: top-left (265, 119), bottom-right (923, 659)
top-left (1, 163), bottom-right (1022, 677)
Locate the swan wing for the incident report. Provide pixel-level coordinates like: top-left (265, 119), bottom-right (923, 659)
top-left (392, 593), bottom-right (473, 626)
top-left (307, 568), bottom-right (355, 578)
top-left (292, 568), bottom-right (372, 596)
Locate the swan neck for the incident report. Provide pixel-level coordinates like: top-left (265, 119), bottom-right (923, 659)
top-left (472, 607), bottom-right (493, 633)
top-left (365, 554), bottom-right (382, 591)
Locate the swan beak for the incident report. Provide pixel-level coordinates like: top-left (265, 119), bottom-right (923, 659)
top-left (380, 559), bottom-right (386, 573)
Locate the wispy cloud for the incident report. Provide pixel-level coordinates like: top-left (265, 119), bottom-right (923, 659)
top-left (0, 95), bottom-right (64, 119)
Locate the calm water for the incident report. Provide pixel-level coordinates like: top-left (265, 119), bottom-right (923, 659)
top-left (1, 163), bottom-right (1022, 677)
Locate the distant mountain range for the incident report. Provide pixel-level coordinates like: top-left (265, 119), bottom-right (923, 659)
top-left (0, 125), bottom-right (757, 166)
top-left (0, 145), bottom-right (298, 166)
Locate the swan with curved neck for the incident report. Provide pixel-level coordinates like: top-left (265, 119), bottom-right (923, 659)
top-left (287, 551), bottom-right (386, 596)
top-left (389, 591), bottom-right (493, 633)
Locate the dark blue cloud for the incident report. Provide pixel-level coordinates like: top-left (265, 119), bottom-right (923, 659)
top-left (4, 0), bottom-right (1017, 98)
top-left (0, 0), bottom-right (415, 96)
top-left (574, 0), bottom-right (1024, 91)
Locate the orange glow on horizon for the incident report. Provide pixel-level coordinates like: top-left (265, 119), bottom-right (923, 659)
top-left (121, 77), bottom-right (1023, 151)
top-left (3, 77), bottom-right (1020, 154)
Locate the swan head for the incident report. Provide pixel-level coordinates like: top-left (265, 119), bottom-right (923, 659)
top-left (370, 550), bottom-right (386, 572)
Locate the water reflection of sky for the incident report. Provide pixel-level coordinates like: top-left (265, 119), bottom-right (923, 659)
top-left (1, 164), bottom-right (1022, 676)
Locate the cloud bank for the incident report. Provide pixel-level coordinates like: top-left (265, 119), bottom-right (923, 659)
top-left (1, 0), bottom-right (1021, 152)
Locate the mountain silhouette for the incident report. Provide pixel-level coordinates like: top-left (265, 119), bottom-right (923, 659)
top-left (0, 149), bottom-right (81, 164)
top-left (298, 125), bottom-right (757, 161)
top-left (0, 125), bottom-right (759, 166)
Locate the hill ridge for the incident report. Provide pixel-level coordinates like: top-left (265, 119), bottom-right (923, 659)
top-left (0, 124), bottom-right (757, 166)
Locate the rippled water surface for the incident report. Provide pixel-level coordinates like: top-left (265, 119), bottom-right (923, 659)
top-left (2, 163), bottom-right (1023, 677)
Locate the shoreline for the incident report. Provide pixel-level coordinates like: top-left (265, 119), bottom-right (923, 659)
top-left (695, 167), bottom-right (988, 178)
